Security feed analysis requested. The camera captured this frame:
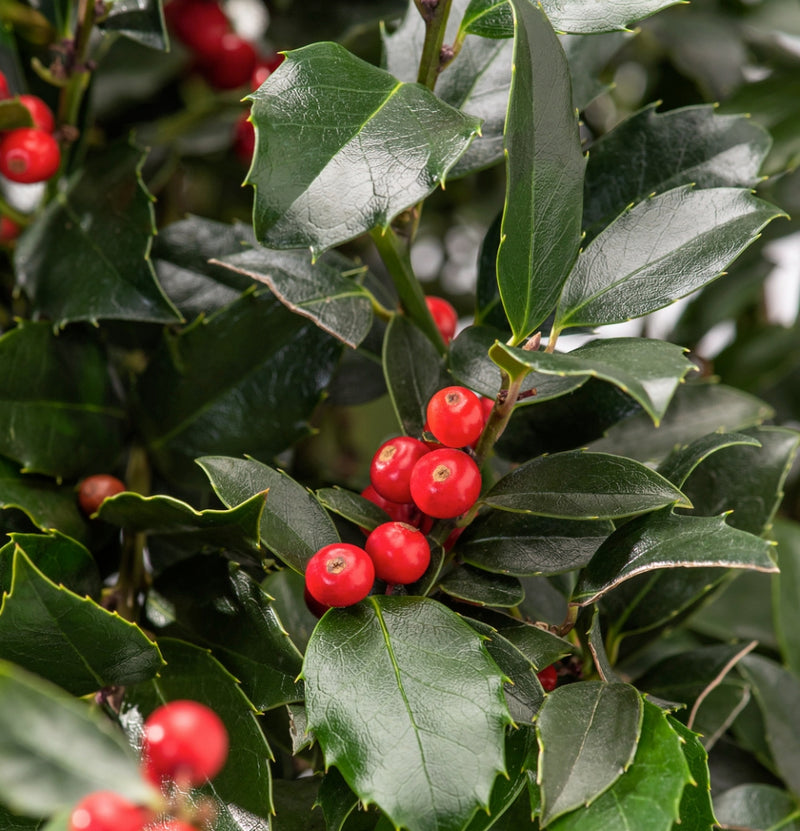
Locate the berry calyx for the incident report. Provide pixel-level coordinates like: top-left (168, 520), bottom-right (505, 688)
top-left (370, 436), bottom-right (430, 504)
top-left (425, 296), bottom-right (458, 344)
top-left (18, 94), bottom-right (55, 133)
top-left (537, 664), bottom-right (558, 692)
top-left (426, 386), bottom-right (484, 448)
top-left (305, 543), bottom-right (375, 607)
top-left (0, 127), bottom-right (60, 183)
top-left (365, 522), bottom-right (431, 584)
top-left (409, 448), bottom-right (482, 519)
top-left (78, 474), bottom-right (126, 516)
top-left (141, 700), bottom-right (229, 788)
top-left (68, 791), bottom-right (151, 831)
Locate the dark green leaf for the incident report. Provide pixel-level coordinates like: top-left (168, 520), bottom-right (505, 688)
top-left (584, 105), bottom-right (771, 239)
top-left (713, 783), bottom-right (800, 831)
top-left (134, 289), bottom-right (342, 487)
top-left (485, 450), bottom-right (689, 519)
top-left (547, 700), bottom-right (691, 831)
top-left (0, 322), bottom-right (124, 479)
top-left (262, 569), bottom-right (319, 654)
top-left (562, 32), bottom-right (631, 112)
top-left (303, 596), bottom-right (512, 831)
top-left (121, 638), bottom-right (273, 821)
top-left (440, 565), bottom-right (524, 607)
top-left (497, 622), bottom-right (574, 670)
top-left (248, 43), bottom-right (480, 255)
top-left (273, 777), bottom-right (326, 831)
top-left (774, 519), bottom-right (800, 677)
top-left (216, 248), bottom-right (375, 348)
top-left (0, 548), bottom-right (164, 696)
top-left (496, 0), bottom-right (584, 343)
top-left (198, 455), bottom-right (339, 573)
top-left (14, 141), bottom-right (179, 326)
top-left (459, 511), bottom-right (612, 576)
top-left (657, 432), bottom-right (762, 487)
top-left (573, 512), bottom-right (777, 606)
top-left (316, 487), bottom-right (391, 533)
top-left (536, 682), bottom-right (642, 824)
top-left (490, 338), bottom-right (695, 424)
top-left (99, 0), bottom-right (167, 50)
top-left (0, 660), bottom-right (154, 817)
top-left (0, 806), bottom-right (41, 829)
top-left (146, 558), bottom-right (303, 710)
top-left (316, 767), bottom-right (361, 831)
top-left (555, 187), bottom-right (786, 331)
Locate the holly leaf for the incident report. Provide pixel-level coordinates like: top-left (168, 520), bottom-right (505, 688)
top-left (773, 519), bottom-right (800, 677)
top-left (562, 32), bottom-right (631, 112)
top-left (485, 450), bottom-right (689, 519)
top-left (247, 42), bottom-right (480, 256)
top-left (554, 186), bottom-right (786, 332)
top-left (657, 431), bottom-right (762, 487)
top-left (439, 565), bottom-right (524, 607)
top-left (572, 512), bottom-right (777, 606)
top-left (0, 548), bottom-right (164, 696)
top-left (98, 0), bottom-right (168, 50)
top-left (316, 487), bottom-right (391, 533)
top-left (14, 140), bottom-right (180, 326)
top-left (713, 783), bottom-right (800, 831)
top-left (496, 0), bottom-right (584, 344)
top-left (303, 596), bottom-right (512, 831)
top-left (536, 682), bottom-right (643, 824)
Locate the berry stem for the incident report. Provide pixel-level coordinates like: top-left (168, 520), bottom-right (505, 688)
top-left (415, 0), bottom-right (454, 91)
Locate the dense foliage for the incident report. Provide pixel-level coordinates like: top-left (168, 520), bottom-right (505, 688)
top-left (1, 0), bottom-right (800, 829)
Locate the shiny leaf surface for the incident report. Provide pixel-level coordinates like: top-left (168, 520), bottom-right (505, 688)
top-left (713, 783), bottom-right (800, 831)
top-left (99, 0), bottom-right (167, 49)
top-left (774, 519), bottom-right (800, 677)
top-left (439, 565), bottom-right (524, 607)
top-left (657, 431), bottom-right (762, 487)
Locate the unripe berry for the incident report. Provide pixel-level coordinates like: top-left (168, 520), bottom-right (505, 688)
top-left (365, 522), bottom-right (431, 584)
top-left (305, 543), bottom-right (375, 607)
top-left (370, 436), bottom-right (430, 503)
top-left (18, 94), bottom-right (55, 133)
top-left (78, 474), bottom-right (126, 516)
top-left (141, 700), bottom-right (229, 788)
top-left (426, 386), bottom-right (484, 448)
top-left (409, 448), bottom-right (481, 519)
top-left (68, 791), bottom-right (151, 831)
top-left (425, 296), bottom-right (458, 344)
top-left (0, 127), bottom-right (60, 183)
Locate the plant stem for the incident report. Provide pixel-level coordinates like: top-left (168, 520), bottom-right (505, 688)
top-left (416, 0), bottom-right (454, 91)
top-left (473, 370), bottom-right (523, 466)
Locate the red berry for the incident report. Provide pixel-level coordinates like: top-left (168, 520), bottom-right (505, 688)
top-left (304, 583), bottom-right (330, 618)
top-left (0, 216), bottom-right (20, 242)
top-left (166, 0), bottom-right (228, 55)
top-left (233, 110), bottom-right (255, 165)
top-left (0, 71), bottom-right (9, 99)
top-left (421, 420), bottom-right (443, 450)
top-left (426, 386), bottom-right (484, 448)
top-left (78, 474), bottom-right (126, 516)
top-left (0, 127), bottom-right (60, 183)
top-left (251, 53), bottom-right (284, 89)
top-left (538, 664), bottom-right (558, 692)
top-left (201, 33), bottom-right (257, 89)
top-left (409, 448), bottom-right (482, 519)
top-left (360, 485), bottom-right (418, 525)
top-left (305, 543), bottom-right (375, 607)
top-left (365, 522), bottom-right (431, 584)
top-left (18, 94), bottom-right (55, 133)
top-left (480, 395), bottom-right (494, 423)
top-left (425, 296), bottom-right (458, 344)
top-left (370, 436), bottom-right (430, 504)
top-left (141, 700), bottom-right (229, 788)
top-left (68, 791), bottom-right (151, 831)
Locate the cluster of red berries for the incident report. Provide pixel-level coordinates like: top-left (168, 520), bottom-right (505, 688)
top-left (69, 700), bottom-right (228, 831)
top-left (0, 72), bottom-right (60, 186)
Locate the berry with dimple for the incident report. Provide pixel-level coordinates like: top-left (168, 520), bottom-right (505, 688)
top-left (78, 474), bottom-right (126, 516)
top-left (68, 791), bottom-right (151, 831)
top-left (366, 522), bottom-right (431, 584)
top-left (305, 543), bottom-right (375, 607)
top-left (0, 127), bottom-right (60, 183)
top-left (370, 436), bottom-right (430, 503)
top-left (18, 94), bottom-right (55, 133)
top-left (409, 448), bottom-right (482, 519)
top-left (201, 33), bottom-right (257, 89)
top-left (537, 665), bottom-right (558, 692)
top-left (141, 700), bottom-right (229, 788)
top-left (425, 296), bottom-right (458, 344)
top-left (426, 386), bottom-right (484, 448)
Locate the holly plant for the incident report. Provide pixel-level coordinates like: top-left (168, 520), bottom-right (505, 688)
top-left (1, 0), bottom-right (800, 829)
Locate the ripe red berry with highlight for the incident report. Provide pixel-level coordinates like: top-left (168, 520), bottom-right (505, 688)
top-left (78, 474), bottom-right (126, 516)
top-left (201, 33), bottom-right (257, 89)
top-left (305, 543), bottom-right (375, 607)
top-left (304, 583), bottom-right (330, 618)
top-left (360, 485), bottom-right (418, 525)
top-left (538, 664), bottom-right (558, 692)
top-left (68, 791), bottom-right (151, 831)
top-left (366, 522), bottom-right (431, 584)
top-left (409, 448), bottom-right (482, 519)
top-left (141, 700), bottom-right (229, 788)
top-left (426, 386), bottom-right (484, 448)
top-left (0, 127), bottom-right (60, 183)
top-left (18, 94), bottom-right (55, 133)
top-left (425, 296), bottom-right (458, 344)
top-left (165, 0), bottom-right (228, 55)
top-left (370, 435), bottom-right (430, 503)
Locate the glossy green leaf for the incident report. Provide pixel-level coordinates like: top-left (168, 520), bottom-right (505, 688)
top-left (0, 806), bottom-right (41, 829)
top-left (316, 487), bottom-right (391, 533)
top-left (121, 637), bottom-right (273, 821)
top-left (459, 511), bottom-right (612, 576)
top-left (657, 431), bottom-right (762, 487)
top-left (198, 455), bottom-right (339, 573)
top-left (0, 549), bottom-right (164, 696)
top-left (262, 569), bottom-right (319, 654)
top-left (99, 0), bottom-right (167, 50)
top-left (146, 558), bottom-right (303, 710)
top-left (0, 661), bottom-right (154, 817)
top-left (248, 42), bottom-right (480, 256)
top-left (584, 105), bottom-right (772, 238)
top-left (491, 338), bottom-right (695, 424)
top-left (713, 783), bottom-right (800, 831)
top-left (0, 322), bottom-right (124, 478)
top-left (573, 512), bottom-right (777, 605)
top-left (440, 565), bottom-right (524, 607)
top-left (536, 682), bottom-right (643, 824)
top-left (0, 99), bottom-right (34, 131)
top-left (496, 0), bottom-right (584, 344)
top-left (273, 777), bottom-right (326, 831)
top-left (316, 767), bottom-right (362, 831)
top-left (555, 187), bottom-right (786, 331)
top-left (14, 141), bottom-right (179, 326)
top-left (547, 700), bottom-right (691, 831)
top-left (497, 622), bottom-right (574, 670)
top-left (671, 717), bottom-right (715, 831)
top-left (96, 490), bottom-right (265, 562)
top-left (485, 450), bottom-right (689, 519)
top-left (562, 32), bottom-right (631, 111)
top-left (303, 596), bottom-right (512, 831)
top-left (773, 519), bottom-right (800, 677)
top-left (134, 289), bottom-right (342, 487)
top-left (216, 248), bottom-right (374, 348)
